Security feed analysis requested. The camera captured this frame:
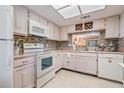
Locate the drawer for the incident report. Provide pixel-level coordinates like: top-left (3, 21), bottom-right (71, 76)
top-left (37, 69), bottom-right (55, 88)
top-left (98, 53), bottom-right (123, 59)
top-left (14, 56), bottom-right (34, 67)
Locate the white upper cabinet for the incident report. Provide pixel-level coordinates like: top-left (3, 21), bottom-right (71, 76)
top-left (68, 24), bottom-right (75, 33)
top-left (105, 16), bottom-right (120, 38)
top-left (28, 10), bottom-right (40, 23)
top-left (93, 18), bottom-right (106, 30)
top-left (40, 16), bottom-right (48, 26)
top-left (60, 26), bottom-right (68, 41)
top-left (48, 21), bottom-right (55, 40)
top-left (120, 13), bottom-right (124, 38)
top-left (14, 6), bottom-right (28, 35)
top-left (54, 25), bottom-right (60, 41)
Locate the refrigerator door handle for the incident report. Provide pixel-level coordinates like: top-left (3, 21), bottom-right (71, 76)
top-left (0, 39), bottom-right (13, 41)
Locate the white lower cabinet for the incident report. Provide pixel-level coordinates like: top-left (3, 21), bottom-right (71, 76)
top-left (75, 55), bottom-right (87, 73)
top-left (14, 67), bottom-right (23, 88)
top-left (63, 53), bottom-right (76, 70)
top-left (14, 56), bottom-right (35, 88)
top-left (76, 53), bottom-right (97, 75)
top-left (54, 52), bottom-right (63, 72)
top-left (63, 52), bottom-right (97, 75)
top-left (86, 58), bottom-right (97, 75)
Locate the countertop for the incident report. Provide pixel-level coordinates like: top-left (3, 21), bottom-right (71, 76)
top-left (118, 63), bottom-right (124, 68)
top-left (57, 50), bottom-right (124, 54)
top-left (14, 51), bottom-right (55, 59)
top-left (14, 49), bottom-right (124, 59)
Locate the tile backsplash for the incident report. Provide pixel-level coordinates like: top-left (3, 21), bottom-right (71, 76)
top-left (118, 38), bottom-right (124, 52)
top-left (14, 34), bottom-right (124, 52)
top-left (14, 35), bottom-right (58, 51)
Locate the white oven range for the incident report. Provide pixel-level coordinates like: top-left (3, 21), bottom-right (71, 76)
top-left (23, 43), bottom-right (55, 88)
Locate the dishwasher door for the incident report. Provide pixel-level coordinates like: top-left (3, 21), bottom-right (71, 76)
top-left (98, 55), bottom-right (123, 82)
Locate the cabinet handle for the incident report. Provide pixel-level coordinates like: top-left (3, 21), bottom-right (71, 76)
top-left (23, 61), bottom-right (29, 63)
top-left (108, 60), bottom-right (112, 63)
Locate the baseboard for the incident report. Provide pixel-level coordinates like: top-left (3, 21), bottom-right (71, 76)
top-left (61, 68), bottom-right (97, 77)
top-left (97, 76), bottom-right (123, 84)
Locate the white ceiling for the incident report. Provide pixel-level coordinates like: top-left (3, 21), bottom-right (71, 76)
top-left (25, 5), bottom-right (124, 27)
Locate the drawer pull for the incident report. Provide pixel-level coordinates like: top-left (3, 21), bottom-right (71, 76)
top-left (108, 60), bottom-right (112, 63)
top-left (23, 61), bottom-right (29, 63)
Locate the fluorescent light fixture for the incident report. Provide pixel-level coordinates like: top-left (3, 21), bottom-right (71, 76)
top-left (52, 5), bottom-right (67, 10)
top-left (51, 5), bottom-right (105, 19)
top-left (79, 5), bottom-right (105, 14)
top-left (58, 5), bottom-right (81, 19)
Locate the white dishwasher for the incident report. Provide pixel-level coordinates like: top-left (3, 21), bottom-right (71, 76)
top-left (98, 53), bottom-right (124, 83)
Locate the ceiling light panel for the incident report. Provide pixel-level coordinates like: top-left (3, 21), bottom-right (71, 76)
top-left (52, 5), bottom-right (67, 10)
top-left (79, 5), bottom-right (105, 14)
top-left (58, 5), bottom-right (81, 19)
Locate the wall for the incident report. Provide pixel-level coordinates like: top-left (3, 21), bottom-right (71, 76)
top-left (14, 35), bottom-right (58, 52)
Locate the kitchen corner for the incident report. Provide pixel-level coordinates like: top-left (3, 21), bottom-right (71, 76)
top-left (13, 5), bottom-right (124, 88)
top-left (1, 5), bottom-right (124, 88)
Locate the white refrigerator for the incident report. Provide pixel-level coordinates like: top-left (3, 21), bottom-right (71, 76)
top-left (0, 6), bottom-right (13, 88)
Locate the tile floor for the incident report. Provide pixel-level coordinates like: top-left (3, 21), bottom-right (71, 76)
top-left (43, 69), bottom-right (124, 88)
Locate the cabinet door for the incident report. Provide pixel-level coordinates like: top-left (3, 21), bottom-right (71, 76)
top-left (93, 19), bottom-right (106, 30)
top-left (76, 55), bottom-right (97, 75)
top-left (54, 52), bottom-right (59, 71)
top-left (28, 10), bottom-right (40, 23)
top-left (106, 16), bottom-right (120, 38)
top-left (54, 52), bottom-right (63, 72)
top-left (40, 16), bottom-right (48, 26)
top-left (76, 56), bottom-right (88, 73)
top-left (85, 58), bottom-right (97, 75)
top-left (22, 64), bottom-right (34, 88)
top-left (14, 6), bottom-right (28, 35)
top-left (14, 67), bottom-right (23, 88)
top-left (14, 64), bottom-right (34, 88)
top-left (48, 21), bottom-right (55, 40)
top-left (54, 25), bottom-right (60, 41)
top-left (63, 54), bottom-right (76, 70)
top-left (98, 57), bottom-right (123, 82)
top-left (60, 26), bottom-right (68, 41)
top-left (68, 24), bottom-right (75, 33)
top-left (120, 13), bottom-right (124, 38)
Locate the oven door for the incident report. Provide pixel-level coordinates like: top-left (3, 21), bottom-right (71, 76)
top-left (37, 54), bottom-right (54, 78)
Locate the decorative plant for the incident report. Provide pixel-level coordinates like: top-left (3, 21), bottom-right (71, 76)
top-left (14, 40), bottom-right (24, 48)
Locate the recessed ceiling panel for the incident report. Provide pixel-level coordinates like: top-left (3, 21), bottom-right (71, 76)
top-left (58, 5), bottom-right (81, 19)
top-left (79, 5), bottom-right (105, 14)
top-left (26, 5), bottom-right (124, 26)
top-left (52, 5), bottom-right (67, 10)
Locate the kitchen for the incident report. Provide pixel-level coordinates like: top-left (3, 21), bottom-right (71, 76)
top-left (0, 5), bottom-right (124, 88)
